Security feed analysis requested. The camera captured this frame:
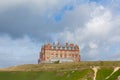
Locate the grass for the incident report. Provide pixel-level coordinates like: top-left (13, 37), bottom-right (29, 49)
top-left (106, 69), bottom-right (120, 80)
top-left (0, 61), bottom-right (120, 80)
top-left (0, 69), bottom-right (93, 80)
top-left (1, 61), bottom-right (120, 71)
top-left (96, 67), bottom-right (113, 80)
top-left (96, 67), bottom-right (120, 80)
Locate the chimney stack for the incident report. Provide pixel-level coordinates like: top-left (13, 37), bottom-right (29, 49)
top-left (66, 42), bottom-right (68, 46)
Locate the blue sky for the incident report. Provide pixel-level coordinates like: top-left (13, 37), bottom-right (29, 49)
top-left (0, 0), bottom-right (120, 68)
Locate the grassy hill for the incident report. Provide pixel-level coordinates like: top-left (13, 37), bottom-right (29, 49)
top-left (0, 61), bottom-right (120, 80)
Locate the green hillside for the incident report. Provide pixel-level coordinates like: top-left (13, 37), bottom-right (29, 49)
top-left (0, 61), bottom-right (120, 80)
top-left (0, 69), bottom-right (93, 80)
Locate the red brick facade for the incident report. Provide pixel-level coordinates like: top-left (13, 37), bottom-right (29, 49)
top-left (38, 42), bottom-right (80, 63)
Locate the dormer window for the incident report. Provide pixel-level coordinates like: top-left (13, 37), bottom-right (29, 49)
top-left (60, 47), bottom-right (62, 50)
top-left (62, 47), bottom-right (65, 50)
top-left (53, 46), bottom-right (56, 49)
top-left (51, 46), bottom-right (54, 49)
top-left (56, 47), bottom-right (58, 50)
top-left (69, 47), bottom-right (71, 50)
top-left (65, 47), bottom-right (67, 50)
top-left (71, 47), bottom-right (74, 50)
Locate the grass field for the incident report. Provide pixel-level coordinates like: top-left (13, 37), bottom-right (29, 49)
top-left (96, 68), bottom-right (113, 80)
top-left (0, 69), bottom-right (93, 80)
top-left (0, 61), bottom-right (120, 80)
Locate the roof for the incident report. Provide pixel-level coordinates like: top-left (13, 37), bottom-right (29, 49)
top-left (43, 42), bottom-right (79, 50)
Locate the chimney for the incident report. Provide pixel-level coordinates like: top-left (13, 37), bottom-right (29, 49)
top-left (66, 42), bottom-right (68, 46)
top-left (53, 42), bottom-right (55, 45)
top-left (58, 42), bottom-right (60, 46)
top-left (70, 44), bottom-right (74, 46)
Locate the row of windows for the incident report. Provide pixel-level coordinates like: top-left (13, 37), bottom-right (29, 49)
top-left (50, 53), bottom-right (79, 57)
top-left (43, 54), bottom-right (79, 60)
top-left (51, 46), bottom-right (75, 50)
top-left (46, 51), bottom-right (78, 53)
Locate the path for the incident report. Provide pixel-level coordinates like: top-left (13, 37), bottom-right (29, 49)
top-left (105, 67), bottom-right (120, 79)
top-left (92, 66), bottom-right (100, 80)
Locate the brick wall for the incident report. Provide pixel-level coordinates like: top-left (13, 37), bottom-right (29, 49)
top-left (38, 43), bottom-right (80, 63)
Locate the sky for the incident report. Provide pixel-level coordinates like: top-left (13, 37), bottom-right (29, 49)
top-left (0, 0), bottom-right (120, 68)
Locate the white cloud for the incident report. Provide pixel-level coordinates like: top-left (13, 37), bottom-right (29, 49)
top-left (59, 5), bottom-right (113, 40)
top-left (85, 9), bottom-right (112, 37)
top-left (0, 0), bottom-right (120, 67)
top-left (89, 42), bottom-right (98, 49)
top-left (0, 35), bottom-right (40, 67)
top-left (58, 3), bottom-right (120, 60)
top-left (59, 30), bottom-right (74, 42)
top-left (109, 36), bottom-right (120, 42)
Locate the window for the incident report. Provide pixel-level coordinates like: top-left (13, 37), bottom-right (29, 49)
top-left (72, 47), bottom-right (74, 50)
top-left (51, 53), bottom-right (54, 55)
top-left (56, 47), bottom-right (58, 50)
top-left (53, 46), bottom-right (56, 49)
top-left (76, 54), bottom-right (78, 57)
top-left (69, 54), bottom-right (71, 56)
top-left (69, 47), bottom-right (71, 50)
top-left (47, 57), bottom-right (49, 59)
top-left (64, 53), bottom-right (67, 58)
top-left (51, 46), bottom-right (53, 49)
top-left (65, 47), bottom-right (67, 50)
top-left (60, 47), bottom-right (62, 50)
top-left (72, 54), bottom-right (74, 57)
top-left (60, 54), bottom-right (62, 58)
top-left (56, 53), bottom-right (58, 57)
top-left (62, 47), bottom-right (65, 50)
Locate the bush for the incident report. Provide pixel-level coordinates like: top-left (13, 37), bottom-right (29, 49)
top-left (54, 60), bottom-right (59, 64)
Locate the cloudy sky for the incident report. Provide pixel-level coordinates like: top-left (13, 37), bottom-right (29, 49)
top-left (0, 0), bottom-right (120, 68)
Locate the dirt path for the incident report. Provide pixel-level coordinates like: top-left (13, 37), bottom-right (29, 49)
top-left (105, 67), bottom-right (120, 79)
top-left (92, 66), bottom-right (100, 80)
